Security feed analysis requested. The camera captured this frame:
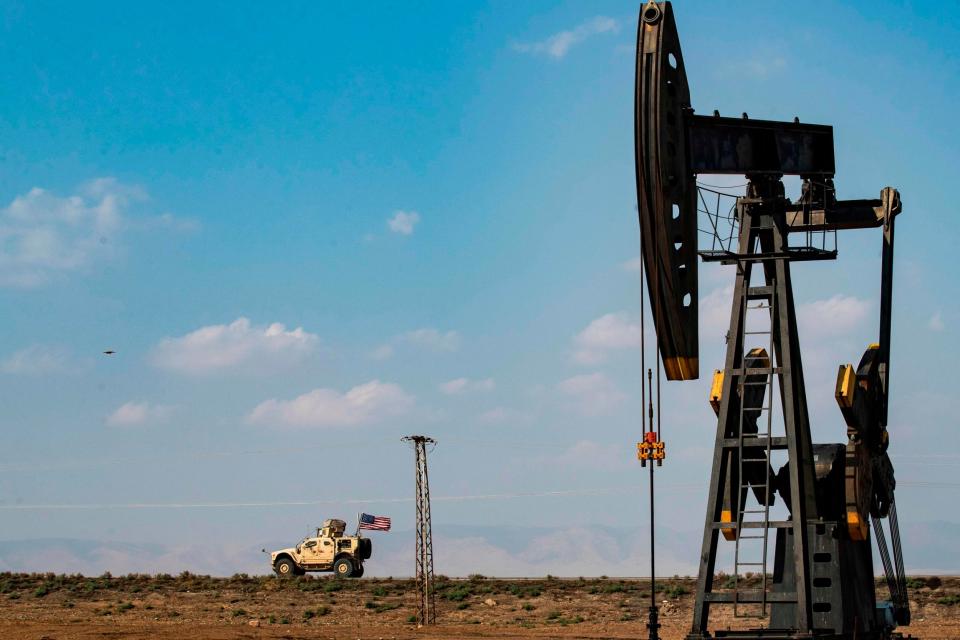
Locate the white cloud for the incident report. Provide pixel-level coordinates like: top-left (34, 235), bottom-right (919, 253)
top-left (545, 440), bottom-right (627, 470)
top-left (797, 294), bottom-right (871, 338)
top-left (248, 380), bottom-right (413, 429)
top-left (387, 210), bottom-right (420, 235)
top-left (621, 256), bottom-right (642, 272)
top-left (743, 56), bottom-right (787, 78)
top-left (573, 312), bottom-right (641, 365)
top-left (477, 406), bottom-right (532, 426)
top-left (1, 345), bottom-right (76, 375)
top-left (106, 401), bottom-right (173, 427)
top-left (368, 327), bottom-right (461, 361)
top-left (557, 372), bottom-right (625, 416)
top-left (439, 377), bottom-right (495, 395)
top-left (700, 285), bottom-right (734, 340)
top-left (368, 344), bottom-right (395, 360)
top-left (151, 317), bottom-right (318, 375)
top-left (141, 212), bottom-right (201, 233)
top-left (402, 328), bottom-right (461, 352)
top-left (0, 178), bottom-right (192, 287)
top-left (929, 311), bottom-right (945, 332)
top-left (513, 16), bottom-right (619, 59)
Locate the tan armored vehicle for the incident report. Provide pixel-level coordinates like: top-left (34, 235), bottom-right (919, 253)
top-left (268, 519), bottom-right (372, 578)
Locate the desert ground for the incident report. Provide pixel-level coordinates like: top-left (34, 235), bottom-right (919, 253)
top-left (0, 573), bottom-right (957, 639)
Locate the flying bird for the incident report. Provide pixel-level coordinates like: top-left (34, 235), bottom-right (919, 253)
top-left (102, 350), bottom-right (116, 356)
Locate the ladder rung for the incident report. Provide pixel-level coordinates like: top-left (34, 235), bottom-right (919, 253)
top-left (705, 591), bottom-right (797, 604)
top-left (722, 437), bottom-right (787, 449)
top-left (741, 458), bottom-right (770, 462)
top-left (746, 286), bottom-right (774, 299)
top-left (741, 520), bottom-right (792, 529)
top-left (737, 535), bottom-right (766, 539)
top-left (743, 331), bottom-right (771, 335)
top-left (734, 562), bottom-right (765, 566)
top-left (732, 367), bottom-right (782, 376)
top-left (711, 520), bottom-right (791, 530)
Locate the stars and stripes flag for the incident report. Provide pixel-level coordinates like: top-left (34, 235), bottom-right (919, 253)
top-left (358, 513), bottom-right (391, 531)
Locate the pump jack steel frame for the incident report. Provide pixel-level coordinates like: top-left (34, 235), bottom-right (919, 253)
top-left (634, 3), bottom-right (912, 639)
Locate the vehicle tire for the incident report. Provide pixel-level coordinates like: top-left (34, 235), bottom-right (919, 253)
top-left (358, 538), bottom-right (373, 560)
top-left (293, 566), bottom-right (306, 576)
top-left (353, 564), bottom-right (364, 578)
top-left (275, 557), bottom-right (297, 578)
top-left (333, 557), bottom-right (354, 578)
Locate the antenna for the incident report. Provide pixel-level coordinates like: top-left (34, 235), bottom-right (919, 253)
top-left (402, 435), bottom-right (436, 625)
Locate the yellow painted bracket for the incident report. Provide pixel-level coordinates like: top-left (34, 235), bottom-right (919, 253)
top-left (709, 370), bottom-right (724, 416)
top-left (720, 509), bottom-right (736, 541)
top-left (835, 364), bottom-right (855, 408)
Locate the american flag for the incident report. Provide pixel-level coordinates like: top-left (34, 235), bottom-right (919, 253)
top-left (359, 513), bottom-right (391, 531)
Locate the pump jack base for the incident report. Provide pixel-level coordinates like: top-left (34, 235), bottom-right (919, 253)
top-left (686, 631), bottom-right (916, 640)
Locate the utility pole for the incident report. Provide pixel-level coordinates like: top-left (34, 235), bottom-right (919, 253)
top-left (402, 435), bottom-right (436, 625)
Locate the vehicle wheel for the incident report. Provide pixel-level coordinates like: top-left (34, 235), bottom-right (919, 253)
top-left (353, 564), bottom-right (364, 578)
top-left (275, 557), bottom-right (296, 578)
top-left (358, 538), bottom-right (373, 559)
top-left (333, 557), bottom-right (354, 578)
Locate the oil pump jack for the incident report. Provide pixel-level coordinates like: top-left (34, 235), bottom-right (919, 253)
top-left (634, 3), bottom-right (911, 639)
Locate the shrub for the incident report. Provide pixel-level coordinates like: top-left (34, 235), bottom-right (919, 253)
top-left (444, 586), bottom-right (472, 602)
top-left (665, 585), bottom-right (689, 599)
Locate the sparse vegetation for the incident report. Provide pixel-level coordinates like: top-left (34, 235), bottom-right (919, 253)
top-left (0, 571), bottom-right (955, 637)
top-left (665, 584), bottom-right (689, 599)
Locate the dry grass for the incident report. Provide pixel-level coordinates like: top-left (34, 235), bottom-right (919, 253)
top-left (0, 572), bottom-right (957, 639)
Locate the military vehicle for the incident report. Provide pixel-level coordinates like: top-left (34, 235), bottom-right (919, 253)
top-left (268, 519), bottom-right (372, 578)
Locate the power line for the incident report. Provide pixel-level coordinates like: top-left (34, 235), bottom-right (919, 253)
top-left (0, 479), bottom-right (953, 512)
top-left (0, 484), bottom-right (699, 511)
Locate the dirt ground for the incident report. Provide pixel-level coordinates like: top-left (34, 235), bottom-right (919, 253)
top-left (0, 573), bottom-right (957, 639)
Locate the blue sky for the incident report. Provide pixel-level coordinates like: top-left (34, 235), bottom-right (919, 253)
top-left (0, 0), bottom-right (958, 576)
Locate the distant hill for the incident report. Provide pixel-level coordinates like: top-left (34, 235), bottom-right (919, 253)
top-left (0, 521), bottom-right (956, 577)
